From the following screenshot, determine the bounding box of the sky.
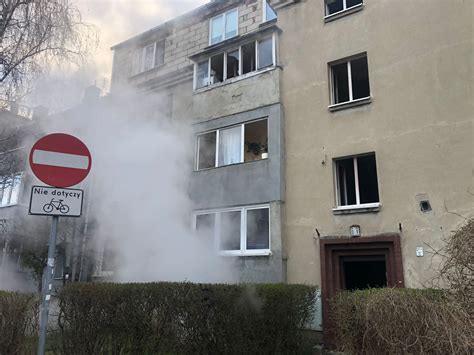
[30,0,208,110]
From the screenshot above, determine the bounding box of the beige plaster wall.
[278,0,473,287]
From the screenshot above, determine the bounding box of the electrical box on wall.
[416,246,424,257]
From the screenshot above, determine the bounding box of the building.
[108,0,473,333]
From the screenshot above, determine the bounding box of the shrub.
[0,291,38,355]
[331,288,473,354]
[58,282,317,354]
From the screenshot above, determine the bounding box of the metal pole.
[37,215,59,355]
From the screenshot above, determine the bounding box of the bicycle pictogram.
[43,199,70,214]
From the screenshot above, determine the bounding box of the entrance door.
[320,234,404,346]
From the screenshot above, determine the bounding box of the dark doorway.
[341,256,387,290]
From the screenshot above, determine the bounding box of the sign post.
[29,133,91,355]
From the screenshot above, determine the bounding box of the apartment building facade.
[107,0,472,331]
[109,0,293,282]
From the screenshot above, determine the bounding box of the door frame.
[320,233,404,346]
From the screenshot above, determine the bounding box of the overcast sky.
[30,0,208,109]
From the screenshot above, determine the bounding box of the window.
[330,54,370,107]
[263,0,277,22]
[132,41,165,75]
[334,153,379,209]
[194,35,276,89]
[210,8,238,45]
[196,119,268,170]
[194,205,270,255]
[325,0,363,17]
[0,173,22,207]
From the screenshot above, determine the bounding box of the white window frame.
[193,204,271,256]
[333,154,380,211]
[194,33,277,91]
[209,8,239,45]
[0,172,22,208]
[324,0,364,19]
[262,0,277,23]
[329,54,371,109]
[133,41,165,75]
[195,118,269,171]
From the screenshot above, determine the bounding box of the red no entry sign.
[29,133,92,188]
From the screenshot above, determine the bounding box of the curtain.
[218,126,241,166]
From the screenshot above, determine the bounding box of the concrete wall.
[278,0,473,287]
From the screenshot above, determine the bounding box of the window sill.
[328,96,372,112]
[129,63,165,80]
[194,156,269,172]
[324,3,364,23]
[194,66,277,94]
[332,203,381,215]
[219,249,272,257]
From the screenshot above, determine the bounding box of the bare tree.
[0,0,97,101]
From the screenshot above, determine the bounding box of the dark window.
[244,119,268,161]
[331,54,370,104]
[342,256,387,290]
[227,50,240,79]
[220,211,241,251]
[336,157,356,206]
[242,42,256,74]
[351,56,370,100]
[357,154,379,204]
[326,0,362,16]
[197,132,216,170]
[210,53,224,83]
[247,208,269,249]
[335,153,379,206]
[332,62,349,104]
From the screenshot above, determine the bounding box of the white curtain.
[218,126,241,166]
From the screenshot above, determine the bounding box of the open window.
[210,8,238,45]
[196,119,268,170]
[194,35,276,90]
[244,119,268,161]
[330,54,370,107]
[325,0,363,17]
[334,153,379,209]
[193,205,270,256]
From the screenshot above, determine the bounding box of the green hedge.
[331,288,473,354]
[58,282,317,354]
[0,291,38,355]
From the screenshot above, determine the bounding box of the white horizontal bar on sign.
[32,150,89,170]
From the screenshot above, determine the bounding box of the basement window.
[196,118,268,170]
[193,35,276,90]
[193,205,271,256]
[132,41,165,75]
[325,0,363,17]
[329,54,371,109]
[334,153,380,210]
[210,8,238,45]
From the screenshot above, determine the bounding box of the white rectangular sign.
[29,186,83,217]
